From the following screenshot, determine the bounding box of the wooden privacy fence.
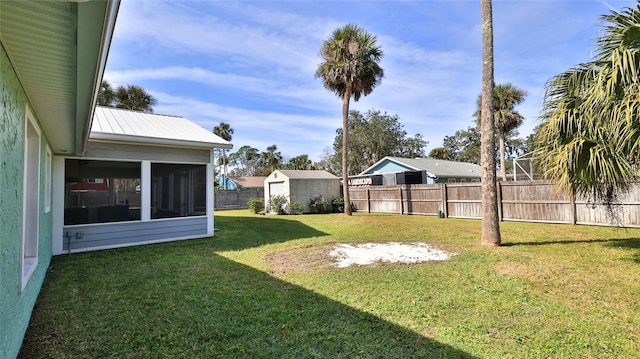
[349,180,640,228]
[214,188,264,210]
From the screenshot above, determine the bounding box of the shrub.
[331,197,345,213]
[247,197,264,214]
[309,195,330,213]
[288,202,305,215]
[268,195,289,215]
[331,197,356,213]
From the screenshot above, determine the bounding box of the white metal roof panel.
[91,107,232,149]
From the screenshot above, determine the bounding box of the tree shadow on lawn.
[610,238,640,263]
[20,252,477,359]
[504,237,640,263]
[211,215,330,251]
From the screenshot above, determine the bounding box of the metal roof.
[361,156,482,179]
[272,170,338,180]
[91,106,232,149]
[0,0,120,155]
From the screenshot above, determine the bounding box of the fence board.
[348,181,640,228]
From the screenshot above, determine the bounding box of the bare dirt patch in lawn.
[266,243,337,275]
[266,242,458,274]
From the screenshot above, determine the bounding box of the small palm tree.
[213,122,234,189]
[260,145,283,173]
[536,4,640,204]
[316,24,384,215]
[98,80,115,107]
[115,85,157,112]
[475,83,527,181]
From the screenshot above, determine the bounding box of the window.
[22,108,40,290]
[44,147,51,213]
[151,163,206,219]
[64,159,141,225]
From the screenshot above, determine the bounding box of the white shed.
[264,170,340,213]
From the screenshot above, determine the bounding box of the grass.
[20,210,640,358]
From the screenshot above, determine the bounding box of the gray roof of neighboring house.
[91,106,232,149]
[362,156,482,179]
[229,176,267,188]
[272,170,339,180]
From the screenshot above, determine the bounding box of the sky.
[104,0,636,162]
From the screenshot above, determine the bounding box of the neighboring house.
[58,106,231,254]
[1,1,119,358]
[217,175,265,190]
[217,175,238,189]
[264,170,340,213]
[353,156,482,186]
[229,176,267,189]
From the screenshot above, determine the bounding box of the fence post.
[497,181,503,221]
[441,183,448,218]
[399,187,404,215]
[366,188,371,213]
[569,191,577,225]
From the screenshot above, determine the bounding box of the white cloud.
[105,0,638,161]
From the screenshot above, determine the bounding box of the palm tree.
[316,24,384,215]
[536,4,640,205]
[98,80,115,107]
[260,145,283,173]
[480,0,501,246]
[213,122,234,189]
[475,83,527,181]
[114,85,157,112]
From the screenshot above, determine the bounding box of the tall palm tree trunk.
[498,131,507,181]
[342,86,353,216]
[480,0,501,245]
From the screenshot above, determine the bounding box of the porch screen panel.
[64,159,141,225]
[151,163,206,219]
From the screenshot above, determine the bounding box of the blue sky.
[104,0,635,162]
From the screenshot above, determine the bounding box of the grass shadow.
[501,239,614,247]
[211,215,330,251]
[20,247,477,358]
[609,238,640,263]
[503,236,640,263]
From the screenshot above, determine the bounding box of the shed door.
[269,181,286,197]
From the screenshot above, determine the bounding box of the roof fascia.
[75,0,120,155]
[90,133,233,150]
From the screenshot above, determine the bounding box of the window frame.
[44,146,52,213]
[21,106,40,291]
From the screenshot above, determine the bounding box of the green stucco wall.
[1,42,53,359]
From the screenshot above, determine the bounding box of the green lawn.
[20,211,640,358]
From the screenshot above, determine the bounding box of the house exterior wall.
[86,141,211,162]
[63,217,208,252]
[1,44,53,359]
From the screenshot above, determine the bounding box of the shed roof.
[361,156,481,179]
[90,106,232,149]
[273,170,338,180]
